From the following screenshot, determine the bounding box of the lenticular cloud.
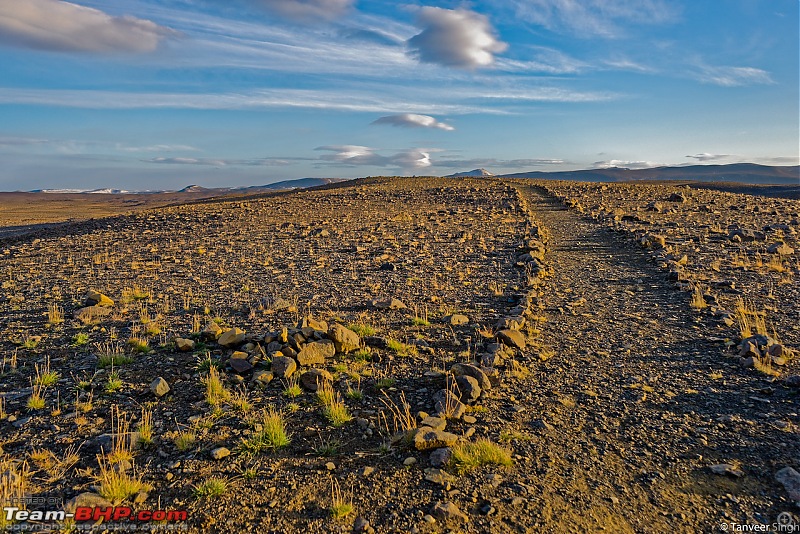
[407,7,507,69]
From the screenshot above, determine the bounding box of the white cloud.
[592,159,662,169]
[685,153,732,162]
[0,86,614,113]
[315,145,431,169]
[692,65,774,87]
[0,0,176,53]
[511,0,676,38]
[372,114,454,131]
[118,144,198,153]
[407,8,507,69]
[148,156,300,166]
[434,158,564,169]
[251,0,353,22]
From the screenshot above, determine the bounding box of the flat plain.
[0,177,798,533]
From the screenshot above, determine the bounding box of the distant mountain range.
[32,177,350,194]
[495,163,799,185]
[445,168,495,178]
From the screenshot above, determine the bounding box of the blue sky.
[0,0,797,190]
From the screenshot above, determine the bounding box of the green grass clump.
[98,354,134,369]
[174,430,197,451]
[449,439,512,474]
[193,477,228,498]
[72,333,90,347]
[104,372,123,393]
[240,409,290,454]
[375,377,396,389]
[347,323,375,337]
[386,339,416,356]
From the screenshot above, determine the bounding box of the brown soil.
[0,177,797,533]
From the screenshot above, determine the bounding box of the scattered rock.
[174,337,195,352]
[429,448,452,467]
[496,329,526,350]
[710,464,744,477]
[431,502,468,524]
[372,298,407,310]
[413,427,459,451]
[447,314,469,326]
[328,324,360,353]
[271,356,297,378]
[64,492,113,515]
[150,377,170,397]
[218,327,245,347]
[85,290,114,307]
[450,363,492,391]
[775,467,800,500]
[210,447,230,460]
[300,369,333,391]
[73,306,112,323]
[296,339,335,365]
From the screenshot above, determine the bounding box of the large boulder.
[296,340,335,365]
[85,290,114,307]
[271,356,297,378]
[497,329,526,350]
[328,324,360,353]
[218,327,245,347]
[300,368,333,391]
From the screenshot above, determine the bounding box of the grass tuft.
[449,439,512,474]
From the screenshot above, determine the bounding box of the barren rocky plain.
[0,177,798,533]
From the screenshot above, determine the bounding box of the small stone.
[420,416,447,431]
[300,368,333,391]
[253,370,273,385]
[359,466,375,477]
[455,375,481,404]
[424,468,455,486]
[450,363,492,390]
[174,337,195,352]
[202,321,223,340]
[403,457,417,466]
[710,464,744,477]
[462,415,477,424]
[150,377,170,397]
[228,358,253,374]
[353,516,372,533]
[271,356,297,378]
[210,447,230,460]
[325,462,336,471]
[431,502,467,524]
[429,448,452,467]
[413,427,459,451]
[64,493,113,515]
[447,314,469,326]
[372,298,407,310]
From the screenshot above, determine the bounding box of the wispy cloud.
[407,7,507,69]
[685,153,732,162]
[147,156,304,166]
[0,0,177,53]
[249,0,354,22]
[0,85,613,112]
[372,114,454,131]
[0,136,49,147]
[315,145,431,169]
[118,143,198,153]
[510,0,677,38]
[593,159,663,169]
[692,64,774,87]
